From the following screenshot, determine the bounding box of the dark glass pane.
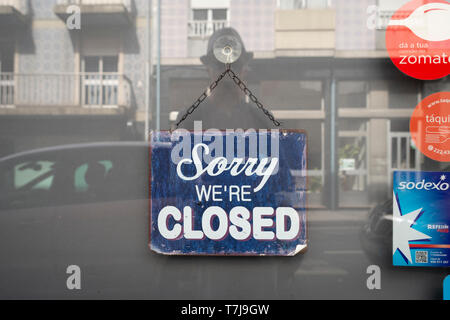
[388,79,419,109]
[84,56,100,72]
[193,9,208,20]
[338,81,367,109]
[0,44,14,72]
[103,56,118,72]
[212,9,227,20]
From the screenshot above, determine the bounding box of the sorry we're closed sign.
[150,130,307,256]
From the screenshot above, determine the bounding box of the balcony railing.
[0,0,28,15]
[0,73,131,110]
[56,0,132,12]
[188,20,230,38]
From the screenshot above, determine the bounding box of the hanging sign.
[150,129,307,256]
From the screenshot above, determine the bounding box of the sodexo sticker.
[393,171,450,267]
[386,0,450,80]
[149,129,307,256]
[410,92,450,162]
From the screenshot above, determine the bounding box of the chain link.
[174,69,228,129]
[174,64,281,130]
[226,68,281,127]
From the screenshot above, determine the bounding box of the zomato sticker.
[385,0,450,80]
[410,92,450,162]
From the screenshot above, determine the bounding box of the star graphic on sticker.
[393,192,431,263]
[440,174,446,181]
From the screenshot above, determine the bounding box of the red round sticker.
[386,0,450,80]
[410,92,450,162]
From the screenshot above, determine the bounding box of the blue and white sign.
[393,171,450,267]
[150,129,307,256]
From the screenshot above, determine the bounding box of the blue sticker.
[444,275,450,300]
[393,171,450,267]
[150,130,307,256]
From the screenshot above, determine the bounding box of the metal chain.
[226,67,281,127]
[174,69,228,129]
[174,64,281,130]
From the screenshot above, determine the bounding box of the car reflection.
[0,142,150,210]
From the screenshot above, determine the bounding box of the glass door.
[0,44,14,106]
[338,119,369,207]
[82,55,119,108]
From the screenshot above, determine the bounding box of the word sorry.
[177,143,278,192]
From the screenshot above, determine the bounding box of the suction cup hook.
[213,35,242,64]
